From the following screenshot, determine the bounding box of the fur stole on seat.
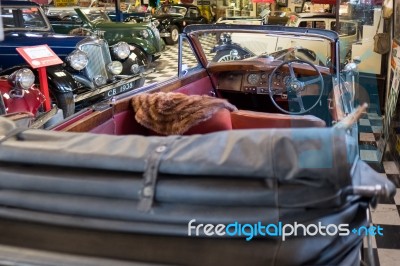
[131,92,237,135]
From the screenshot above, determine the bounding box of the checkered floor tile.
[368,151,400,266]
[144,42,399,265]
[144,45,178,84]
[359,105,384,163]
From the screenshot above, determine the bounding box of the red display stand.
[16,45,63,111]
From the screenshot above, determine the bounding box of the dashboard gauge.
[283,75,292,86]
[261,73,268,80]
[247,73,260,85]
[272,72,282,82]
[271,72,281,86]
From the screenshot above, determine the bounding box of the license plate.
[104,81,135,98]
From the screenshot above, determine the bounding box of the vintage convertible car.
[0,24,395,265]
[54,24,359,134]
[47,8,165,65]
[0,0,146,118]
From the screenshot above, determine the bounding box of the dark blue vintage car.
[0,0,146,117]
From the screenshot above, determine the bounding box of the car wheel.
[51,91,75,118]
[165,25,179,45]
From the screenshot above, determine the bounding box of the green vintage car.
[47,8,165,66]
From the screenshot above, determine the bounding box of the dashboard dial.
[247,73,260,85]
[283,75,292,86]
[261,73,268,80]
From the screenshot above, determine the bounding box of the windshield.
[269,11,287,17]
[1,6,50,30]
[155,6,187,16]
[82,10,111,22]
[198,31,332,67]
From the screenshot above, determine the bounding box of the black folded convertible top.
[1,117,355,184]
[0,117,395,265]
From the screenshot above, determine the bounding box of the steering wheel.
[268,59,324,115]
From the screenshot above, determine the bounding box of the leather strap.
[137,139,171,212]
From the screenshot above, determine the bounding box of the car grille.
[78,38,112,86]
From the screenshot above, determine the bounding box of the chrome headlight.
[107,61,123,75]
[140,30,149,38]
[8,68,35,90]
[112,42,130,60]
[66,50,88,71]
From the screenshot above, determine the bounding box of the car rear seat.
[230,110,326,129]
[132,108,325,136]
[130,93,326,136]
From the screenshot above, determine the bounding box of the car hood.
[2,31,85,57]
[94,21,150,30]
[154,14,183,20]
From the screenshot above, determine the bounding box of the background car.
[286,13,359,63]
[107,2,151,23]
[47,8,165,65]
[152,4,209,45]
[0,0,145,117]
[216,10,289,26]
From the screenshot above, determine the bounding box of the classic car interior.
[52,28,345,136]
[1,24,393,266]
[53,59,339,135]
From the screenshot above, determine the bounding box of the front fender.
[0,65,76,94]
[47,66,76,94]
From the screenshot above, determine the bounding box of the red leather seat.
[182,109,325,135]
[144,110,325,135]
[133,109,325,136]
[230,110,326,129]
[183,109,233,135]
